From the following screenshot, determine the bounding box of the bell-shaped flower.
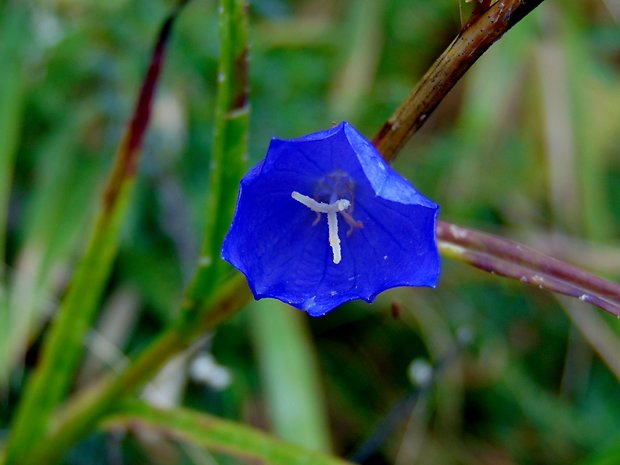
[221,122,440,316]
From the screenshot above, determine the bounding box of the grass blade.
[102,400,351,465]
[184,0,249,310]
[12,274,252,465]
[6,3,250,460]
[4,6,184,462]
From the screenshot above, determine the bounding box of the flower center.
[291,192,350,264]
[292,171,364,265]
[314,170,354,202]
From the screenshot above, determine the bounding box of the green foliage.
[2,1,620,465]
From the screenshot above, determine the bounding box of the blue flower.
[221,122,440,316]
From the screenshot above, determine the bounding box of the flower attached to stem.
[222,122,440,316]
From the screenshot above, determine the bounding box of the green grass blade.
[3,7,184,463]
[2,113,101,386]
[184,0,249,310]
[251,300,332,452]
[11,274,252,465]
[102,401,351,465]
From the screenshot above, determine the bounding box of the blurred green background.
[2,0,620,464]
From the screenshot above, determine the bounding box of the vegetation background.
[2,0,620,464]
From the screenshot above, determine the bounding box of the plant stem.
[437,221,620,317]
[369,0,620,317]
[14,274,251,465]
[373,0,545,161]
[185,0,249,306]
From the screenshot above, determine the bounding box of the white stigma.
[291,191,350,264]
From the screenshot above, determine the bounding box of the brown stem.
[437,221,620,317]
[373,0,545,161]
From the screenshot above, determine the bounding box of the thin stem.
[437,221,620,317]
[186,0,249,305]
[373,0,545,161]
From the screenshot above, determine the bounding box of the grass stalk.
[102,400,352,465]
[251,300,332,452]
[13,274,251,465]
[184,0,249,308]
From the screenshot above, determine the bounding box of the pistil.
[291,191,350,264]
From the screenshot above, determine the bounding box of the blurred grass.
[250,300,332,453]
[0,3,28,275]
[2,1,620,464]
[102,400,350,465]
[4,2,183,462]
[0,1,30,386]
